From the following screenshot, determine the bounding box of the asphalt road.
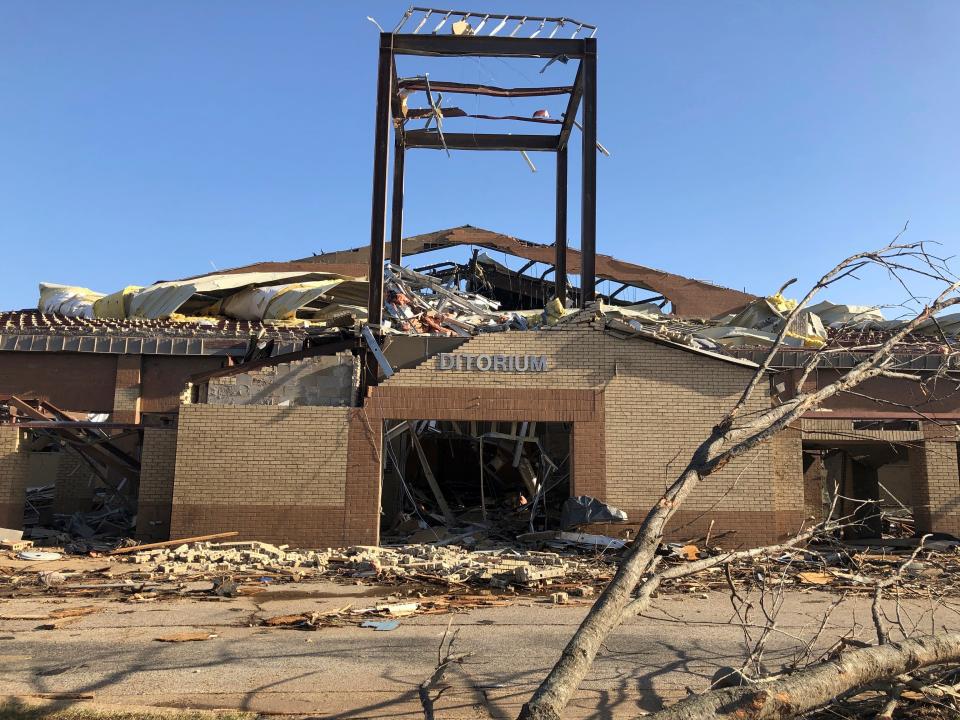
[2,581,958,719]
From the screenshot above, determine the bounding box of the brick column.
[135,427,178,541]
[571,390,605,498]
[771,426,806,538]
[0,426,30,530]
[113,354,142,424]
[913,422,960,536]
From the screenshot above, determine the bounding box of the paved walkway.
[2,582,957,719]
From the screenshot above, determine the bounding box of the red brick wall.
[0,353,117,413]
[141,356,226,414]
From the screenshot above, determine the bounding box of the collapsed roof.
[18,224,960,355]
[275,226,758,319]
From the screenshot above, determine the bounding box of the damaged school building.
[2,9,959,552]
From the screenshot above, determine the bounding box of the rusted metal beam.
[367,35,393,329]
[366,35,394,389]
[13,422,141,430]
[555,145,568,305]
[558,63,584,150]
[579,37,597,307]
[390,135,405,266]
[404,131,558,151]
[398,79,573,97]
[403,107,562,124]
[391,34,586,59]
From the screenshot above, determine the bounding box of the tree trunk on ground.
[645,633,960,720]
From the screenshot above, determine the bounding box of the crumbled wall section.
[372,319,802,547]
[136,427,179,541]
[0,426,29,529]
[206,352,358,407]
[168,404,369,547]
[913,422,960,536]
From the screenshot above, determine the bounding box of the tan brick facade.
[163,321,806,548]
[914,422,960,536]
[168,404,366,546]
[136,427,179,540]
[367,320,804,547]
[0,426,29,529]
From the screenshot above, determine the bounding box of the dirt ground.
[3,575,959,720]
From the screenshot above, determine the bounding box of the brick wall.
[370,319,803,547]
[913,422,960,535]
[168,404,367,547]
[166,320,806,548]
[136,427,179,541]
[0,426,29,529]
[113,355,142,423]
[0,352,117,414]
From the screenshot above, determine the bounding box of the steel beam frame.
[366,31,599,379]
[579,38,597,306]
[555,145,568,306]
[390,134,405,266]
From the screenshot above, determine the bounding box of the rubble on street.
[5,533,960,616]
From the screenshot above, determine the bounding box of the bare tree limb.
[517,239,960,720]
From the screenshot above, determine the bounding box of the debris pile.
[127,541,613,591]
[381,421,609,544]
[383,265,529,336]
[22,485,54,527]
[653,537,960,597]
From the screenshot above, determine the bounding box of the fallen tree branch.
[645,633,960,720]
[517,238,959,720]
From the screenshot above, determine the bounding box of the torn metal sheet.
[127,271,359,320]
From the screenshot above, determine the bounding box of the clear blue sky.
[2,2,958,312]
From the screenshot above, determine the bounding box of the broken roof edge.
[287,225,757,319]
[186,334,360,385]
[593,315,760,370]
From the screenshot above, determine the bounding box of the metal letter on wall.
[436,354,549,372]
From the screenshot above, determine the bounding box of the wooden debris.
[797,571,834,585]
[109,532,239,555]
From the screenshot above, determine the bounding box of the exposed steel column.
[554,146,568,306]
[389,136,405,267]
[366,33,393,328]
[579,37,597,307]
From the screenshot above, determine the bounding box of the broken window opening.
[803,442,915,541]
[380,419,572,544]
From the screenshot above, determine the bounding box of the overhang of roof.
[283,225,755,319]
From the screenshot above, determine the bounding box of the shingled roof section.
[285,225,756,319]
[0,311,310,356]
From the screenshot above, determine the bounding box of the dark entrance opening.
[803,442,913,540]
[380,420,572,543]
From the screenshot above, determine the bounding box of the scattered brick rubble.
[128,540,614,590]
